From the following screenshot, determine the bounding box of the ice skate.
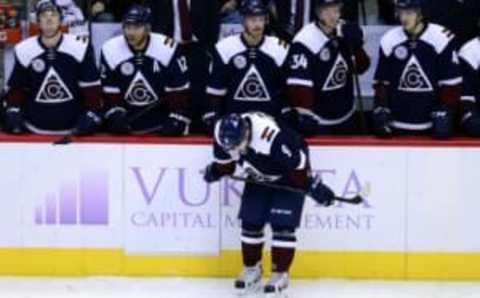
[264,272,289,298]
[234,263,262,296]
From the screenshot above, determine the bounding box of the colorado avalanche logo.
[35,68,74,103]
[322,54,349,91]
[124,71,159,106]
[233,65,271,102]
[398,55,433,92]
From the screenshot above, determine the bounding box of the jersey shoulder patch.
[14,36,44,68]
[293,23,329,54]
[243,112,280,155]
[215,34,246,64]
[380,26,408,57]
[101,35,134,70]
[259,36,289,67]
[57,33,89,63]
[145,33,178,67]
[419,23,454,54]
[459,38,480,70]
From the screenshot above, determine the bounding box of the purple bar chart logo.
[34,171,109,226]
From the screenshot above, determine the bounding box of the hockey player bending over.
[203,0,289,135]
[203,112,335,296]
[458,35,480,137]
[5,0,103,135]
[372,0,462,139]
[100,4,191,135]
[285,0,370,136]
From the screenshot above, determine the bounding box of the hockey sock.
[240,224,265,267]
[271,228,297,272]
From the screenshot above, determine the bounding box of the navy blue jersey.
[459,37,480,108]
[207,35,289,118]
[6,34,100,133]
[374,23,462,130]
[214,112,308,182]
[286,22,364,125]
[100,33,190,133]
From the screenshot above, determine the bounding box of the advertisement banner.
[407,148,480,252]
[0,143,123,248]
[123,145,221,255]
[219,147,408,251]
[299,147,407,251]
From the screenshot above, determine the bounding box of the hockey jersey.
[207,34,289,118]
[374,23,462,130]
[100,33,190,133]
[459,37,480,107]
[6,34,100,134]
[286,22,365,126]
[214,112,308,183]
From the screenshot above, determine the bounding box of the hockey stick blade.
[53,134,74,145]
[334,195,364,205]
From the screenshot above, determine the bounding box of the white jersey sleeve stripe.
[207,86,228,96]
[438,77,462,86]
[286,78,314,87]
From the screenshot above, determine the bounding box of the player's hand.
[431,108,453,139]
[159,113,189,136]
[106,108,131,134]
[337,22,363,50]
[307,176,335,207]
[203,163,223,183]
[4,107,25,134]
[372,106,393,138]
[297,113,320,137]
[462,103,480,137]
[75,110,102,136]
[202,112,218,136]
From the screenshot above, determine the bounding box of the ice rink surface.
[1,277,480,298]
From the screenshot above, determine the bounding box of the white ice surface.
[1,277,480,298]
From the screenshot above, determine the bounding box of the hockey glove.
[462,103,480,137]
[307,176,335,207]
[202,112,218,136]
[105,107,131,134]
[160,113,190,136]
[432,108,453,139]
[75,110,102,136]
[203,163,224,183]
[4,107,25,134]
[297,112,320,137]
[337,22,363,50]
[372,107,392,138]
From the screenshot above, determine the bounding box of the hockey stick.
[53,99,165,145]
[359,0,367,25]
[229,175,364,205]
[345,44,368,135]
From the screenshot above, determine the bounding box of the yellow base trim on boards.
[1,248,480,280]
